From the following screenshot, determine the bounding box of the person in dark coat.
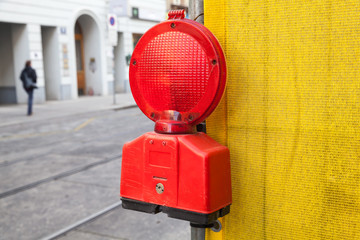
[20,60,37,116]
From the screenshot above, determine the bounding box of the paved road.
[0,98,190,240]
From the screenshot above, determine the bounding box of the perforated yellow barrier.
[205,1,360,239]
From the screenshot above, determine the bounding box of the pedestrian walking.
[20,60,37,116]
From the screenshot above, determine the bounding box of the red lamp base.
[120,132,232,224]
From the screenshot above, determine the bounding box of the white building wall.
[0,0,109,103]
[0,0,168,103]
[12,24,30,104]
[110,0,166,93]
[28,24,46,103]
[128,0,167,21]
[42,27,62,100]
[0,1,107,25]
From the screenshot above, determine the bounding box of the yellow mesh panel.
[205,1,360,239]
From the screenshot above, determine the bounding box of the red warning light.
[130,12,226,133]
[121,10,231,227]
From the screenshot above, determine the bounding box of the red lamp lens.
[138,31,210,113]
[130,19,226,130]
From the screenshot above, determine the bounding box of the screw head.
[171,23,176,28]
[156,183,164,194]
[149,140,154,144]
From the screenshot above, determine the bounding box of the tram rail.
[0,154,122,199]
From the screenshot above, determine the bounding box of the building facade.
[0,0,166,104]
[167,0,189,13]
[110,0,167,93]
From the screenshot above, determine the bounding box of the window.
[132,7,139,19]
[132,33,143,48]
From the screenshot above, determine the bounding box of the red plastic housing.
[120,132,232,214]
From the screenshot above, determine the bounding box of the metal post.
[189,1,205,239]
[191,226,205,240]
[112,47,117,105]
[113,80,116,105]
[189,0,204,24]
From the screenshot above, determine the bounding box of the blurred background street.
[0,94,190,240]
[0,0,191,239]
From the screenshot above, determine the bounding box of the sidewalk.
[0,93,137,127]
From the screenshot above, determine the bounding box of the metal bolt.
[149,140,154,144]
[212,59,217,65]
[133,60,137,65]
[211,220,222,232]
[171,23,176,28]
[156,183,164,194]
[162,141,166,146]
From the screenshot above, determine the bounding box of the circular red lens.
[130,19,226,129]
[138,31,210,113]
